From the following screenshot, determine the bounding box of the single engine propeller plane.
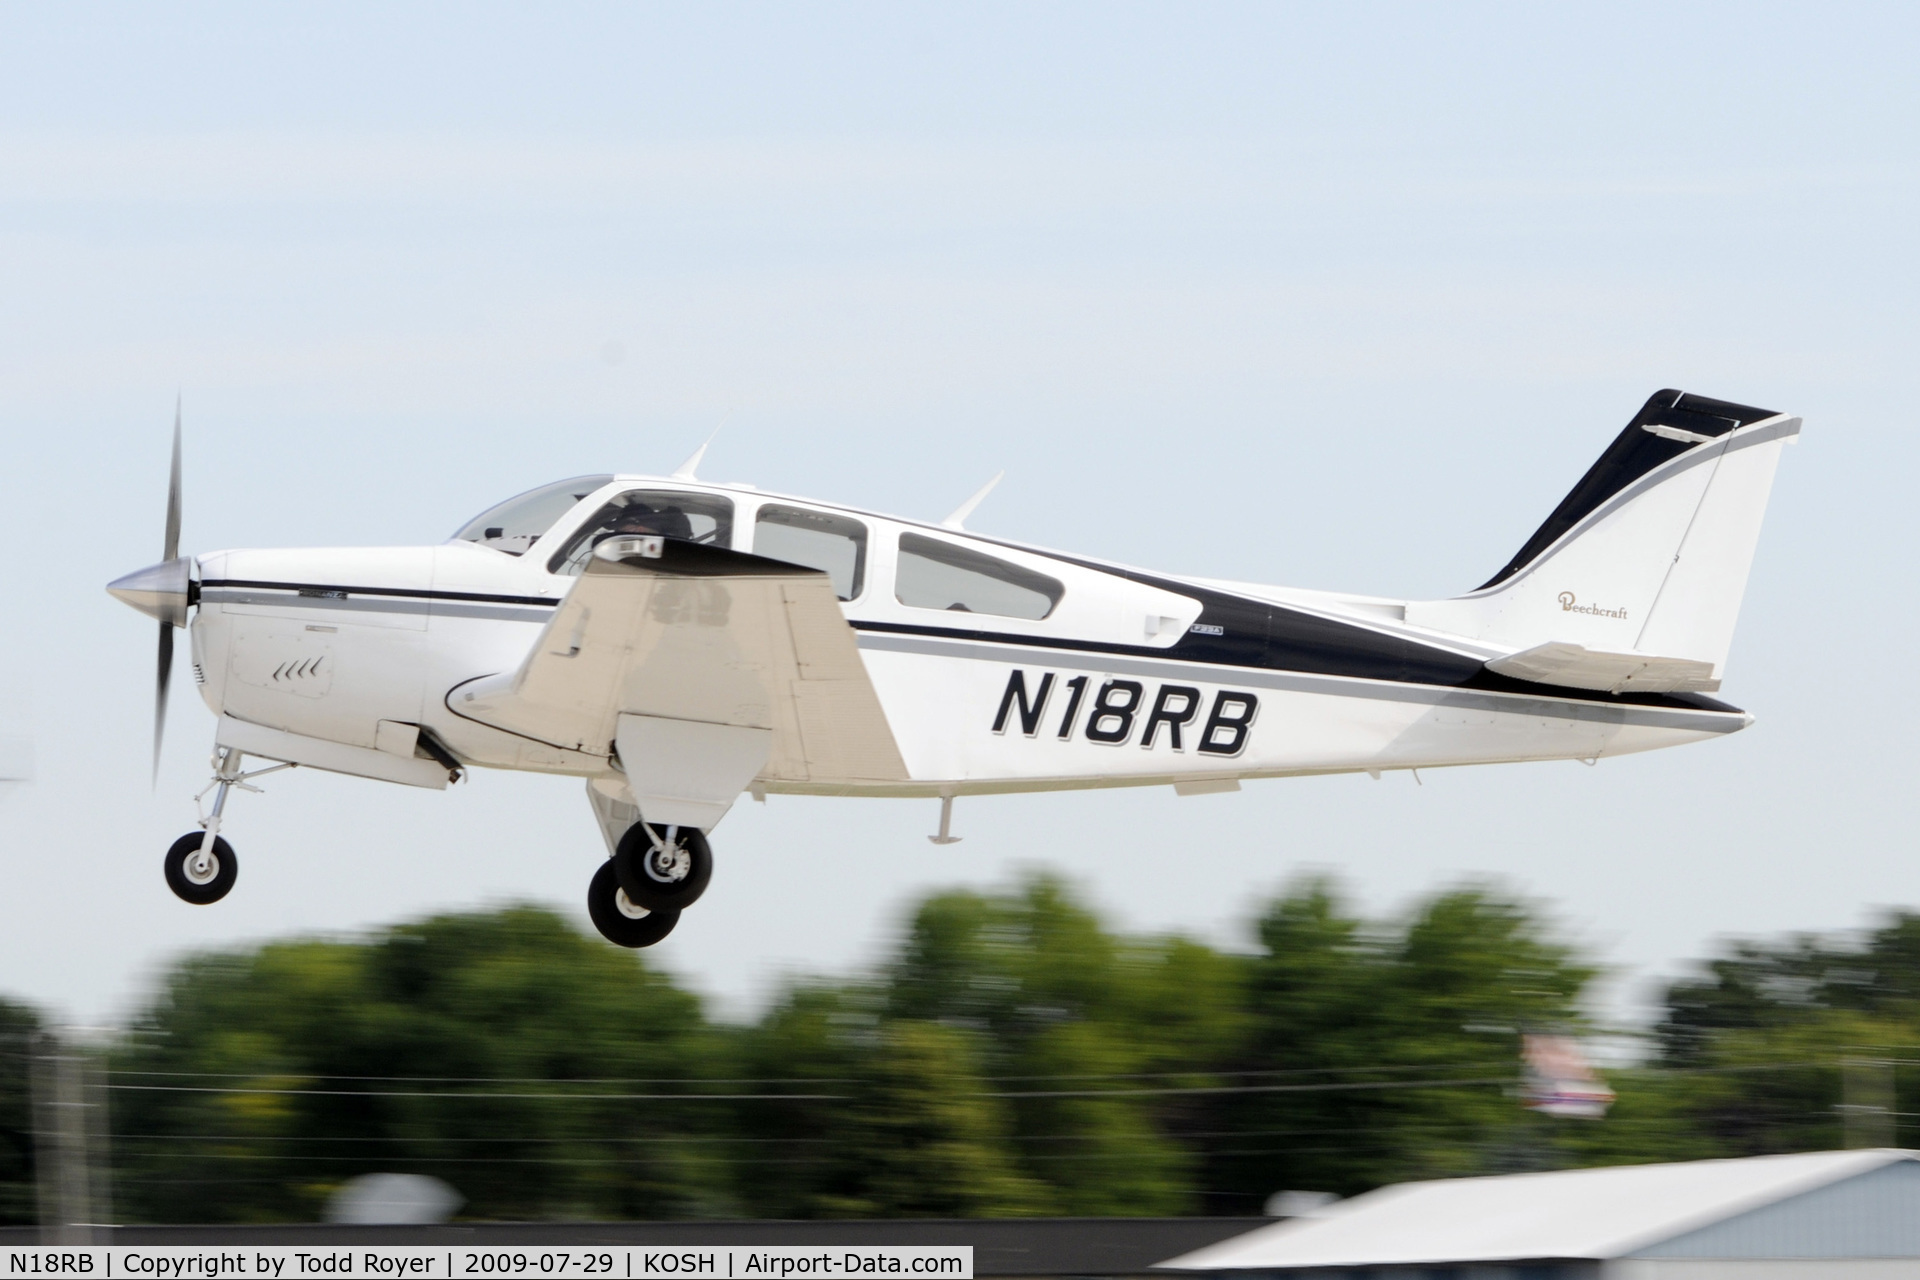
[109,390,1799,946]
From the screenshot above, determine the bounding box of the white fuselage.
[187,477,1747,801]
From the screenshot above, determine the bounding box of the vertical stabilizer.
[1406,390,1798,690]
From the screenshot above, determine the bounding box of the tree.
[1202,878,1596,1205]
[92,873,1828,1223]
[113,906,724,1223]
[0,998,40,1225]
[811,1021,1052,1217]
[882,874,1240,1214]
[1644,911,1920,1156]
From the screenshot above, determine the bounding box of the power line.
[102,1061,1522,1086]
[105,1083,841,1100]
[986,1076,1514,1099]
[109,1070,855,1086]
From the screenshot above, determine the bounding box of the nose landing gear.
[162,745,293,905]
[164,832,236,904]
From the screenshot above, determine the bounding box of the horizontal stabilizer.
[1485,642,1720,694]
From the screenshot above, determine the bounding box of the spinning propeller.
[106,402,194,784]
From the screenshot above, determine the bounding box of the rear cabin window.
[754,505,867,601]
[454,475,612,556]
[895,533,1064,620]
[547,490,735,576]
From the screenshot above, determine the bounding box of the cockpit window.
[454,475,613,556]
[896,532,1064,619]
[547,489,735,576]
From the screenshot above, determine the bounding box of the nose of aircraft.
[107,557,193,627]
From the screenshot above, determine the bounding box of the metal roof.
[1156,1149,1919,1270]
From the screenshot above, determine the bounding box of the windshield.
[453,475,613,555]
[547,489,735,576]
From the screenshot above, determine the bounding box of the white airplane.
[108,390,1798,947]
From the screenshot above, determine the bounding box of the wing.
[450,539,907,827]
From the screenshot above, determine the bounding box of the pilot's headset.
[612,501,694,541]
[652,506,695,540]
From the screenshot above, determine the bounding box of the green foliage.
[0,998,41,1225]
[810,1020,1052,1218]
[878,875,1237,1214]
[8,874,1907,1225]
[1658,911,1920,1063]
[113,906,724,1223]
[1641,911,1920,1158]
[1201,877,1595,1202]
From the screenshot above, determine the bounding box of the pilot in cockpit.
[602,500,694,543]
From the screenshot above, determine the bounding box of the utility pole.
[1840,1055,1895,1149]
[31,1031,110,1244]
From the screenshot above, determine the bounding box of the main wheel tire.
[164,832,238,905]
[614,822,712,912]
[587,860,680,948]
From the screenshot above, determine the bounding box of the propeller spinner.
[105,402,193,783]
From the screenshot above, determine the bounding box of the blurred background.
[3,0,1919,1223]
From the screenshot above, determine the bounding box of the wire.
[105,1072,1519,1102]
[985,1076,1514,1099]
[100,1062,1517,1088]
[105,1083,842,1100]
[109,1070,855,1086]
[112,1132,836,1145]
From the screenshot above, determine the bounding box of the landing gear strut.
[162,746,292,905]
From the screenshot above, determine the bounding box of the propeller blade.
[155,400,182,785]
[163,397,182,563]
[154,620,173,787]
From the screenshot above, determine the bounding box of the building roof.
[1157,1149,1919,1270]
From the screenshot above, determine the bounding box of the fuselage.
[187,475,1749,799]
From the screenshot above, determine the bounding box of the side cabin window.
[895,532,1064,620]
[754,505,867,601]
[547,489,735,576]
[453,475,613,556]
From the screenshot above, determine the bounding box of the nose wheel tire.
[614,822,712,912]
[588,860,680,947]
[164,832,237,905]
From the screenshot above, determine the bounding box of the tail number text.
[991,669,1257,756]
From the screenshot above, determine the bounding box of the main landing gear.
[162,745,292,906]
[586,822,713,948]
[586,862,680,948]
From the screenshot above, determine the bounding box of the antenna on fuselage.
[672,419,727,481]
[941,470,1005,531]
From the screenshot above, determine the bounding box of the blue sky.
[2,2,1916,1029]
